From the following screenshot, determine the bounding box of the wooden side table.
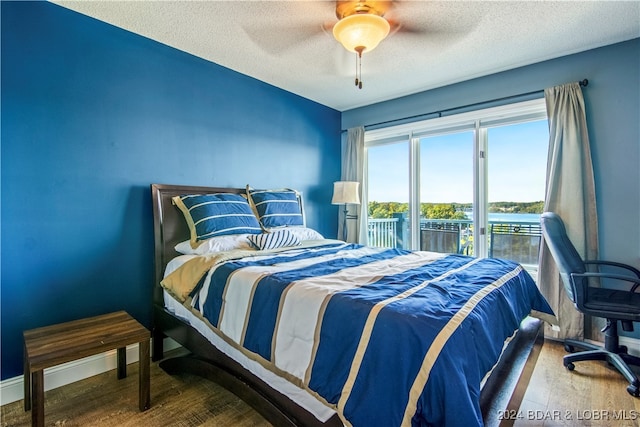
[23,311,150,427]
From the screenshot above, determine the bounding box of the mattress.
[161,241,554,426]
[163,255,337,422]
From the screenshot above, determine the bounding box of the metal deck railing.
[367,217,541,267]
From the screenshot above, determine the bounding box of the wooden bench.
[23,311,150,427]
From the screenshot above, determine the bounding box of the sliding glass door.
[364,99,549,271]
[367,139,411,249]
[419,131,474,255]
[485,120,548,270]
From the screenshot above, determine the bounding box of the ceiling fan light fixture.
[332,13,390,53]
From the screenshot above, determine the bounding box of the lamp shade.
[332,13,390,53]
[332,181,361,205]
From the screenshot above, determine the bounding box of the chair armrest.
[572,271,640,293]
[583,260,640,279]
[570,272,640,310]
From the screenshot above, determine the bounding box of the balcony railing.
[367,216,541,267]
[367,218,398,249]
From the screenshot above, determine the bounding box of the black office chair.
[540,212,640,397]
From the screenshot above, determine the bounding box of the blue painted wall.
[343,38,640,339]
[1,1,341,379]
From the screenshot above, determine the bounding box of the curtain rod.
[342,79,588,132]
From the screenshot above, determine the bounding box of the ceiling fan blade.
[384,0,479,39]
[319,46,354,77]
[388,19,428,36]
[242,23,326,55]
[241,0,337,56]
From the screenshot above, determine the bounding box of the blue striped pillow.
[173,193,262,248]
[247,187,305,230]
[247,229,301,250]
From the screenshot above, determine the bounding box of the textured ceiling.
[52,1,640,111]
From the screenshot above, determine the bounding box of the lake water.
[467,212,541,223]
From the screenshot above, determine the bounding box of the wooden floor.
[513,340,640,427]
[2,340,638,427]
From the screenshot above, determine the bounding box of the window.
[365,99,548,272]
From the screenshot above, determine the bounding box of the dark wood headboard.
[150,184,245,304]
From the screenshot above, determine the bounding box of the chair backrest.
[540,212,586,303]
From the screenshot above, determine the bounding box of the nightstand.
[23,311,150,427]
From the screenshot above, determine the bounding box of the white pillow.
[285,227,324,241]
[175,233,254,255]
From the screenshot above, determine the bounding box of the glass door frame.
[365,98,548,254]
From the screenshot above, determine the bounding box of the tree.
[368,201,408,218]
[422,203,467,219]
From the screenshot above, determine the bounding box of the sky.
[367,119,549,204]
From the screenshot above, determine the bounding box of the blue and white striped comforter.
[177,242,553,427]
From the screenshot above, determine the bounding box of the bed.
[150,183,555,427]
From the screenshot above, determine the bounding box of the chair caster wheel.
[564,344,574,353]
[618,345,628,354]
[566,362,575,371]
[628,385,639,397]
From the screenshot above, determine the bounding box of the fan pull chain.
[354,52,358,87]
[355,47,364,89]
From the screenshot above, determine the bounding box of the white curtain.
[340,126,366,243]
[538,82,599,340]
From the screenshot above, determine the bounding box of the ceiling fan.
[331,1,424,89]
[242,1,428,88]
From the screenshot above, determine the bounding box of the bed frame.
[150,183,544,427]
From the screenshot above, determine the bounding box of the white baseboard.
[580,336,640,358]
[2,335,638,407]
[0,338,181,406]
[619,336,640,357]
